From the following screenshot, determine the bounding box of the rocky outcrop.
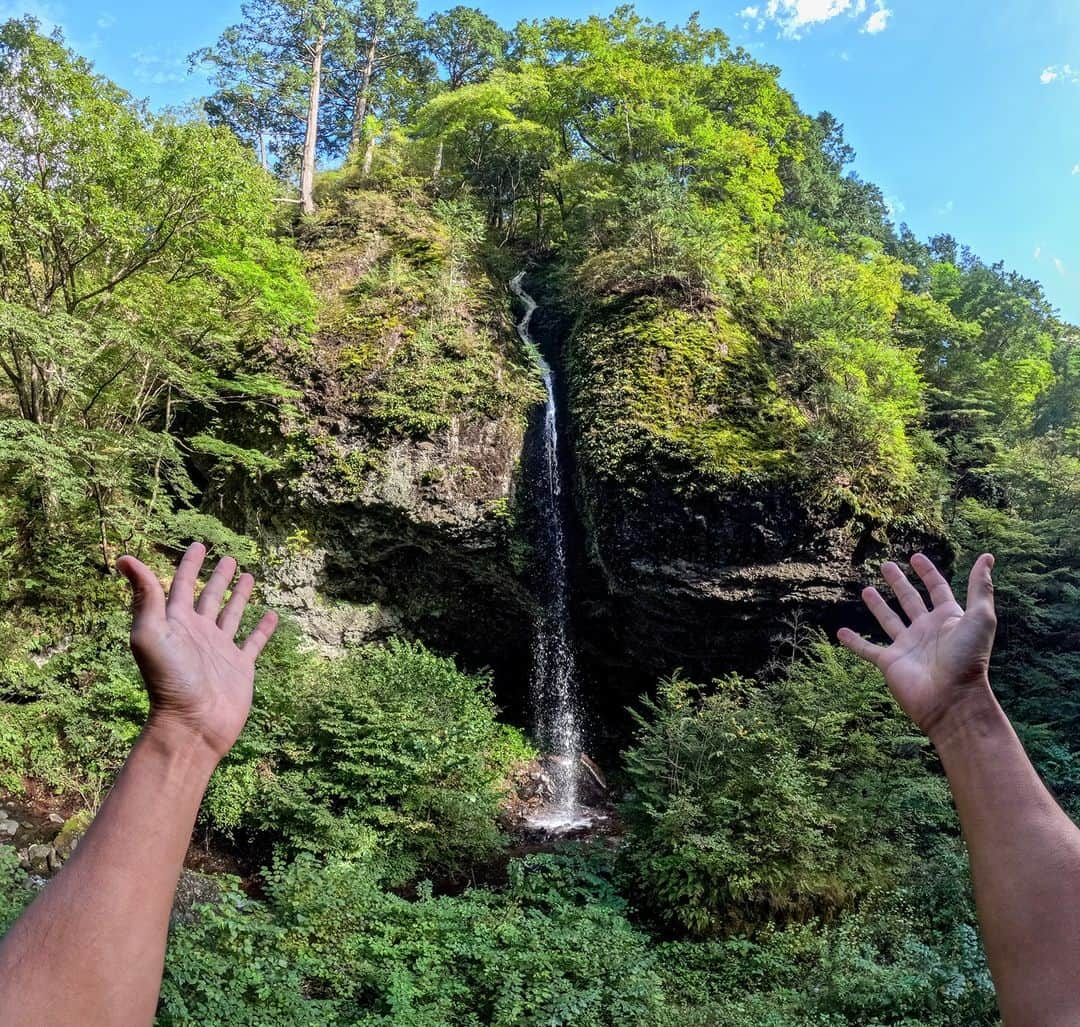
[215,184,544,698]
[528,285,948,707]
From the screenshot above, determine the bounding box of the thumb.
[116,555,166,627]
[966,552,996,619]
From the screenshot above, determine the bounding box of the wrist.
[926,679,1005,752]
[140,715,223,777]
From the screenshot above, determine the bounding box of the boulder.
[170,869,222,926]
[25,844,53,873]
[53,810,93,861]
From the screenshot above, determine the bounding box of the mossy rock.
[569,295,802,490]
[53,809,93,860]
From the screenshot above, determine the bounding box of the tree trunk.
[300,25,325,216]
[432,138,444,187]
[362,135,376,175]
[349,34,379,157]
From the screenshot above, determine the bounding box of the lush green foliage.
[4,7,1080,1026]
[158,851,667,1026]
[215,634,523,879]
[0,19,313,602]
[621,640,953,936]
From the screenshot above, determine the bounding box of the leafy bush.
[160,852,667,1027]
[211,633,528,881]
[621,639,954,936]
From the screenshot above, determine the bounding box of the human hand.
[837,552,998,740]
[116,543,279,761]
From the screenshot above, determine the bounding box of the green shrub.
[214,634,528,881]
[0,845,33,933]
[160,852,667,1027]
[621,639,954,936]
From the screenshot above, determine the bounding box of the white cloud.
[1034,246,1043,260]
[884,193,905,219]
[937,199,954,215]
[745,0,890,38]
[1041,64,1080,85]
[96,11,115,28]
[1073,164,1080,176]
[862,4,891,33]
[1054,257,1067,277]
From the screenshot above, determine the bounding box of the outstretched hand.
[838,552,997,738]
[116,543,278,761]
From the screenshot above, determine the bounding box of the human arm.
[0,543,278,1027]
[839,552,1080,1027]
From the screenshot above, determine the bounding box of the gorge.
[2,10,1079,1023]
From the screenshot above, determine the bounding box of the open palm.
[116,543,278,759]
[838,552,997,735]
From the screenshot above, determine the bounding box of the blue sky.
[10,0,1079,322]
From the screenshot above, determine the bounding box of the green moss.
[302,182,540,447]
[569,296,802,491]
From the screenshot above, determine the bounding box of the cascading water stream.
[510,271,588,830]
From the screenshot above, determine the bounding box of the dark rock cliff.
[226,183,545,701]
[529,280,947,717]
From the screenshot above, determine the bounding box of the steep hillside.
[241,175,544,684]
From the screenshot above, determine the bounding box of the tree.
[324,0,423,161]
[424,6,506,182]
[0,19,312,588]
[193,0,345,213]
[426,6,506,89]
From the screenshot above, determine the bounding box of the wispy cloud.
[739,0,893,38]
[0,0,64,33]
[1034,246,1043,260]
[96,11,115,29]
[1054,257,1068,277]
[130,48,187,86]
[937,199,954,215]
[1072,164,1080,176]
[1041,64,1080,85]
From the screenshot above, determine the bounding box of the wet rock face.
[573,477,942,701]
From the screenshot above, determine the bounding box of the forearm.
[934,683,1080,1027]
[0,722,217,1027]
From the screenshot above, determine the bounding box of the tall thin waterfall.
[510,271,582,820]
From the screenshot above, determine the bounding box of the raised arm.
[0,542,277,1027]
[839,553,1080,1027]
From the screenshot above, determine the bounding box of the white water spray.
[510,271,585,827]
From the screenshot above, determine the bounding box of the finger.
[116,556,166,628]
[966,552,996,618]
[837,627,887,669]
[217,573,255,637]
[881,561,928,621]
[196,556,239,618]
[910,552,956,609]
[861,586,905,640]
[168,542,207,612]
[241,610,279,659]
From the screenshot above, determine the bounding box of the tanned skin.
[0,543,277,1027]
[840,552,1080,1027]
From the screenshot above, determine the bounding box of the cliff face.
[247,181,543,691]
[551,288,945,704]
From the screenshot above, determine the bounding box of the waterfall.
[510,271,584,823]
